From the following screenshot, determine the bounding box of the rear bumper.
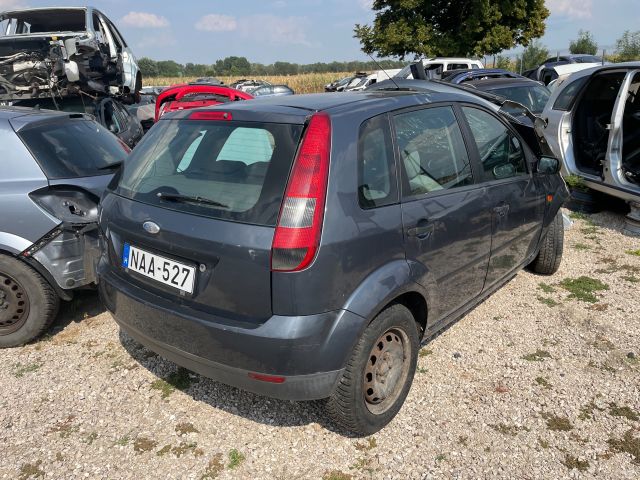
[99,269,366,401]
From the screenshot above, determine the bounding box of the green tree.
[156,60,183,77]
[495,55,516,72]
[138,57,159,77]
[214,56,251,76]
[516,40,549,72]
[569,30,598,55]
[615,30,640,61]
[354,0,549,58]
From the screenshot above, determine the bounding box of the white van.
[395,58,484,79]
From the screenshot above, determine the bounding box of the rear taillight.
[29,187,99,225]
[189,111,233,121]
[271,113,331,272]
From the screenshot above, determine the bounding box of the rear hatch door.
[102,111,306,322]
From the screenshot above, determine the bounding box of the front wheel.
[0,255,59,348]
[326,304,419,435]
[528,210,564,275]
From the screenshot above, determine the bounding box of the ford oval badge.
[143,221,160,234]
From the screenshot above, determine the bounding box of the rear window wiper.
[156,192,229,209]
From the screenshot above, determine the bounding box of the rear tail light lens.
[271,113,331,272]
[189,111,233,121]
[29,187,99,225]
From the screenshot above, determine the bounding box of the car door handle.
[493,204,510,217]
[407,224,434,239]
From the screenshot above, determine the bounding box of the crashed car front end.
[0,8,133,101]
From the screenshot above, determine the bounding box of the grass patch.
[608,403,639,422]
[490,423,528,436]
[562,454,589,472]
[419,349,433,358]
[608,430,640,464]
[522,350,552,362]
[84,432,98,445]
[176,422,199,435]
[134,437,158,454]
[573,243,591,251]
[172,442,202,458]
[537,296,559,307]
[48,415,77,438]
[156,444,172,457]
[625,249,640,257]
[538,438,550,449]
[115,435,130,447]
[560,276,609,303]
[579,401,604,421]
[538,282,556,293]
[568,210,589,221]
[355,437,377,451]
[201,453,224,479]
[323,471,353,480]
[542,413,573,431]
[535,377,552,389]
[416,366,428,374]
[12,362,41,378]
[228,448,245,469]
[151,367,198,399]
[622,275,640,283]
[18,460,44,480]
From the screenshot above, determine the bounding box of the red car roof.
[155,84,253,121]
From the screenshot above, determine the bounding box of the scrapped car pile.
[0,2,638,458]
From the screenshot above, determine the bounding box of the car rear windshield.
[488,85,550,114]
[18,118,128,179]
[114,119,304,226]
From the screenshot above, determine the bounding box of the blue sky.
[1,0,638,63]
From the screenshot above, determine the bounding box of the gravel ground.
[1,208,639,480]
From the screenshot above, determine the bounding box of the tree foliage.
[354,0,549,58]
[569,30,598,55]
[136,57,407,78]
[516,40,549,72]
[615,30,640,61]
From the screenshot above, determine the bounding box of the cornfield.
[144,72,353,94]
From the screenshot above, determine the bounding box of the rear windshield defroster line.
[114,119,304,227]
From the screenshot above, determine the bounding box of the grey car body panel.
[100,87,568,401]
[0,107,113,292]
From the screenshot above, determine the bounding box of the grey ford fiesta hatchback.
[98,86,568,435]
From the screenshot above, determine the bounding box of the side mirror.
[537,156,561,174]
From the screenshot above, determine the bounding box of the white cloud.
[547,0,593,20]
[358,0,373,10]
[240,15,311,46]
[0,0,27,10]
[195,14,237,32]
[120,11,169,28]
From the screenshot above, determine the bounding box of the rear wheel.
[0,255,59,348]
[326,304,419,435]
[528,210,564,275]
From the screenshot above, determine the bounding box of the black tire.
[326,304,419,436]
[565,187,600,214]
[528,210,564,275]
[0,255,59,348]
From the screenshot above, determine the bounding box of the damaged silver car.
[0,106,128,347]
[0,6,141,102]
[541,63,640,234]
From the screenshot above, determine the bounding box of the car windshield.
[115,118,304,226]
[18,118,127,179]
[487,85,551,114]
[0,9,86,35]
[574,56,602,63]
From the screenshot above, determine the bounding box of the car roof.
[164,82,499,124]
[465,78,543,90]
[0,106,74,121]
[0,6,90,16]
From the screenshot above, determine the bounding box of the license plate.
[122,243,196,294]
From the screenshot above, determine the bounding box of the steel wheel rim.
[363,327,411,415]
[0,272,30,336]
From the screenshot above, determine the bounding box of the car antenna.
[366,53,401,90]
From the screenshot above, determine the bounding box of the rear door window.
[358,114,397,208]
[393,106,473,197]
[17,118,127,179]
[116,119,303,226]
[462,107,527,181]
